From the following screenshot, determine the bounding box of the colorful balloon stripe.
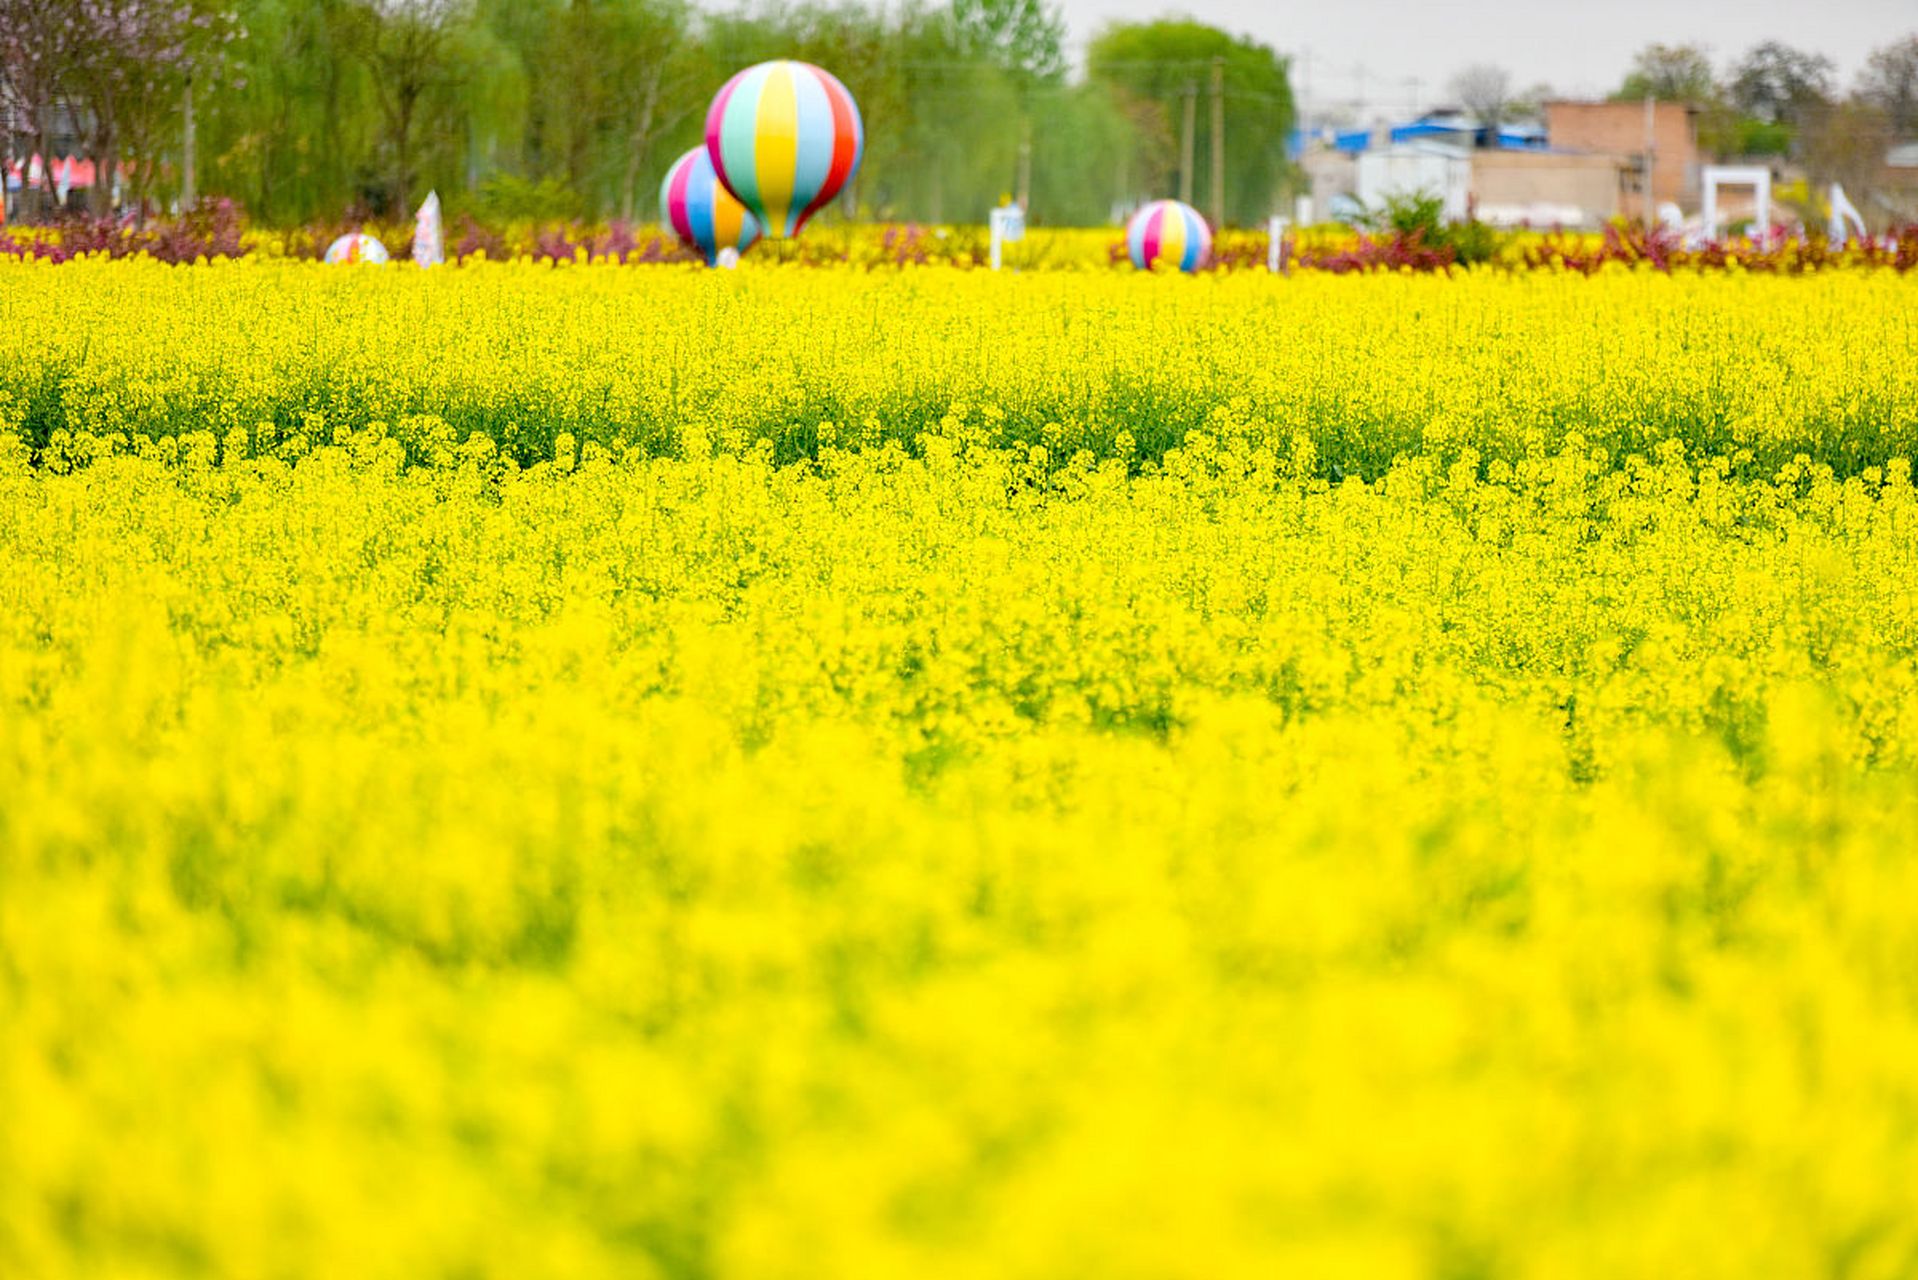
[706,60,863,239]
[1126,200,1212,274]
[797,67,863,230]
[661,146,760,267]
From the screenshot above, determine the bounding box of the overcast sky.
[1055,0,1915,118]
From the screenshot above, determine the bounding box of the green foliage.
[1444,218,1501,266]
[1728,116,1794,157]
[1859,34,1918,137]
[1372,189,1447,239]
[1614,43,1717,103]
[1368,190,1501,265]
[470,173,581,222]
[950,0,1066,86]
[1728,41,1834,129]
[1087,19,1296,226]
[1029,83,1136,224]
[169,0,1294,227]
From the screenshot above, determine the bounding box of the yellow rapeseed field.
[3,256,1915,474]
[3,259,1918,1279]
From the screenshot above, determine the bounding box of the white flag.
[413,190,444,268]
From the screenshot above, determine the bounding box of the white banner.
[414,190,444,268]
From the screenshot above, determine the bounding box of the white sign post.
[1701,165,1771,244]
[1267,215,1290,274]
[989,204,1025,271]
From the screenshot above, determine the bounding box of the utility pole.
[1209,56,1225,228]
[1017,117,1032,212]
[182,75,197,209]
[1299,46,1312,133]
[1179,80,1196,205]
[1642,92,1655,235]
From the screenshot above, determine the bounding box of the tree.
[198,0,389,223]
[1858,34,1918,137]
[0,0,78,221]
[341,0,470,213]
[845,6,1012,220]
[1027,80,1133,223]
[1450,64,1513,130]
[940,0,1065,213]
[1088,19,1294,226]
[509,0,686,218]
[1509,81,1555,121]
[67,0,239,218]
[1728,40,1834,128]
[950,0,1065,88]
[570,0,699,223]
[1615,43,1717,103]
[1800,97,1893,216]
[1,0,1296,228]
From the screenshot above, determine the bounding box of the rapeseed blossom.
[3,257,1914,475]
[1,261,1916,1278]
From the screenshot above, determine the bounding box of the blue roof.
[1390,121,1547,148]
[1389,121,1465,144]
[1291,118,1548,158]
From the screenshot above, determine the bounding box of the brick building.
[1471,149,1633,227]
[1543,100,1699,220]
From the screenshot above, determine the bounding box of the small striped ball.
[1125,200,1212,274]
[661,147,762,267]
[323,233,389,265]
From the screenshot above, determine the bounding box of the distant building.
[1543,100,1699,222]
[1292,101,1709,230]
[1472,149,1633,228]
[1290,111,1548,162]
[1355,141,1473,223]
[1389,110,1548,151]
[1299,145,1358,222]
[1299,138,1624,230]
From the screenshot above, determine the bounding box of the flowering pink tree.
[69,1,238,218]
[0,0,78,222]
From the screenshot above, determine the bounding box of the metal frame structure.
[1701,165,1771,242]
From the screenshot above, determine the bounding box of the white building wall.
[1355,146,1473,222]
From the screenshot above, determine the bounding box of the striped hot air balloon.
[323,233,389,265]
[704,60,863,239]
[1125,200,1212,274]
[660,146,762,266]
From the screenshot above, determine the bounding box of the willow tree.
[1088,18,1295,226]
[340,0,471,213]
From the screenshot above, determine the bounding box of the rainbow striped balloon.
[1126,200,1212,274]
[323,233,389,265]
[705,60,863,239]
[661,146,761,266]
